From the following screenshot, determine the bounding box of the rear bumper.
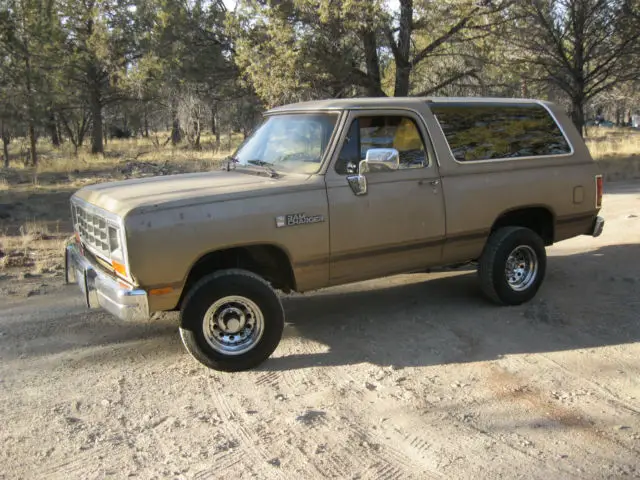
[591,215,605,237]
[64,243,149,322]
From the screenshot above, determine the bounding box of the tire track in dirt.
[205,378,296,479]
[292,444,347,479]
[363,460,409,480]
[336,408,443,479]
[269,349,444,480]
[278,339,331,388]
[255,370,281,388]
[406,433,432,457]
[291,382,419,478]
[535,354,640,416]
[322,451,354,478]
[38,446,111,479]
[192,450,244,479]
[209,367,356,479]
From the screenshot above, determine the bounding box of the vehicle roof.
[266,96,550,114]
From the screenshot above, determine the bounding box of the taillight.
[596,175,603,208]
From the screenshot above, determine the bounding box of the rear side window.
[430,103,572,162]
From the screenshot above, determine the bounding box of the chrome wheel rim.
[505,245,538,292]
[203,296,265,355]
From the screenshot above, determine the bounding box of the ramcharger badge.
[275,213,325,228]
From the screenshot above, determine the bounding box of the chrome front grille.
[73,203,111,258]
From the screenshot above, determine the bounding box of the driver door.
[325,109,446,285]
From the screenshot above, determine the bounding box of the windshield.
[232,113,339,175]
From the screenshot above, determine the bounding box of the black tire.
[179,269,285,372]
[478,227,547,306]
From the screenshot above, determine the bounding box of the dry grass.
[0,219,67,276]
[1,134,242,278]
[585,128,640,160]
[2,132,241,192]
[17,133,240,176]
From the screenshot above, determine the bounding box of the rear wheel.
[478,227,546,305]
[179,269,284,372]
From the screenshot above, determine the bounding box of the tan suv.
[64,97,605,371]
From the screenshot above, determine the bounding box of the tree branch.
[411,69,478,97]
[411,9,479,67]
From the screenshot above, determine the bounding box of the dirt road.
[1,182,639,480]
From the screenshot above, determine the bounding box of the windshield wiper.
[246,160,280,178]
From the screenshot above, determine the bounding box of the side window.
[430,103,572,162]
[335,115,429,175]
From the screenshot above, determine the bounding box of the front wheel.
[478,227,547,306]
[179,269,285,372]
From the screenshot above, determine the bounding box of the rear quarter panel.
[422,101,600,264]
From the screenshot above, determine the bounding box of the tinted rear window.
[430,103,572,162]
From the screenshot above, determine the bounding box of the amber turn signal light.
[111,259,127,277]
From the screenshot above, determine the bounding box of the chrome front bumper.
[591,216,605,238]
[65,243,149,322]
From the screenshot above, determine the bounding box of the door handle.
[418,179,440,188]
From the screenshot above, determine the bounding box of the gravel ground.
[1,181,639,480]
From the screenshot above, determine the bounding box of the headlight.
[108,226,122,257]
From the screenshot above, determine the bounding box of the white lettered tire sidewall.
[179,269,285,372]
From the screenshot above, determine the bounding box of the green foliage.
[0,0,638,162]
[229,0,388,106]
[502,0,640,132]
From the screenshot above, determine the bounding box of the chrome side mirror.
[347,160,368,196]
[346,149,399,196]
[363,148,400,172]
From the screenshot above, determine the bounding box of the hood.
[73,170,306,217]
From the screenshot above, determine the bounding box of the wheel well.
[491,207,555,246]
[177,245,296,309]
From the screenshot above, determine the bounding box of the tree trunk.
[194,121,201,150]
[171,100,182,146]
[394,66,411,97]
[144,109,149,137]
[2,139,9,168]
[78,114,88,148]
[570,97,586,138]
[90,86,104,154]
[362,30,383,96]
[211,102,221,152]
[211,102,217,135]
[28,123,37,166]
[1,123,9,168]
[393,0,413,97]
[171,118,182,145]
[48,111,60,147]
[521,77,528,98]
[57,118,64,144]
[21,32,38,166]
